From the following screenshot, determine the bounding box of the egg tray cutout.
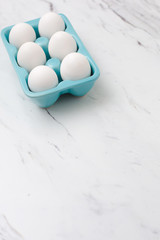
[1,14,100,108]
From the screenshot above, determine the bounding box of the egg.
[17,42,46,72]
[28,65,58,92]
[48,31,77,61]
[9,23,36,48]
[38,12,65,39]
[60,52,91,81]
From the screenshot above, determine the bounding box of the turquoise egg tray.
[1,14,100,108]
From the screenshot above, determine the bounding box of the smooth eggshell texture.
[48,31,77,61]
[28,65,58,92]
[38,12,65,39]
[9,23,36,48]
[17,42,46,72]
[60,52,91,81]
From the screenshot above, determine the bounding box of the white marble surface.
[0,0,160,239]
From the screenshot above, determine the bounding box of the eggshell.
[28,65,58,92]
[48,31,77,61]
[17,42,46,72]
[38,12,65,39]
[60,52,91,81]
[9,23,36,48]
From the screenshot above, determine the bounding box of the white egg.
[28,65,58,92]
[17,42,46,72]
[38,12,65,39]
[48,31,77,61]
[60,52,91,81]
[9,23,36,48]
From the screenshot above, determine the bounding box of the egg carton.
[1,14,100,108]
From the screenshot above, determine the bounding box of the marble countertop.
[0,0,160,239]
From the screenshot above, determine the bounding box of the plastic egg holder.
[1,14,100,108]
